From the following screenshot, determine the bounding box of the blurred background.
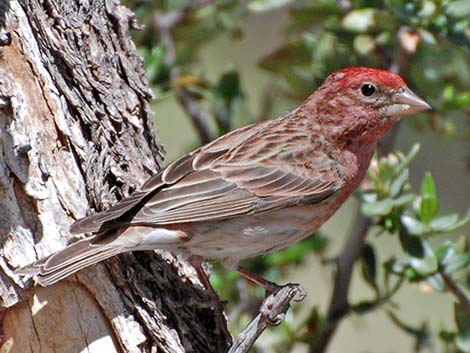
[125,1,469,352]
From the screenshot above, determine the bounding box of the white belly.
[122,201,340,270]
[182,204,330,265]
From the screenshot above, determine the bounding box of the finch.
[17,67,431,287]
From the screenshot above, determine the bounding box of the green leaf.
[455,236,469,253]
[420,172,439,223]
[391,193,415,208]
[456,92,470,108]
[395,144,420,175]
[418,28,437,45]
[456,334,470,351]
[404,267,419,280]
[439,328,457,343]
[446,0,470,19]
[385,257,410,274]
[442,86,470,110]
[399,221,425,257]
[352,300,379,314]
[342,8,377,33]
[409,242,438,275]
[213,69,244,134]
[360,191,377,204]
[443,253,470,274]
[426,273,445,292]
[258,38,312,72]
[434,242,453,262]
[362,198,394,216]
[390,169,409,197]
[401,215,429,236]
[421,172,436,200]
[216,69,242,101]
[430,213,468,232]
[289,1,342,25]
[387,311,431,351]
[144,46,166,83]
[443,85,455,101]
[353,34,375,55]
[360,243,378,292]
[248,0,294,12]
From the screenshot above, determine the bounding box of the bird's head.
[304,67,431,145]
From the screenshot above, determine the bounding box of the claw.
[268,312,285,326]
[291,283,307,302]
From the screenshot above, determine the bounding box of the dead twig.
[310,215,371,353]
[441,271,470,317]
[152,10,216,144]
[174,84,216,144]
[229,284,306,353]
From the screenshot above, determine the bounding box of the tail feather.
[16,236,123,286]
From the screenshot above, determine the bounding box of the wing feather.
[71,115,344,233]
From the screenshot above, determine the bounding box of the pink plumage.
[17,67,431,286]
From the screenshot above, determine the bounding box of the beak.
[387,87,432,117]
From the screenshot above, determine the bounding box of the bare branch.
[152,11,185,64]
[310,215,371,353]
[174,85,216,144]
[152,10,216,144]
[441,271,470,317]
[229,284,306,353]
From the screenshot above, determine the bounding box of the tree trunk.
[0,1,231,352]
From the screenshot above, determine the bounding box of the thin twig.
[152,11,185,64]
[152,11,216,144]
[229,284,306,353]
[310,215,371,353]
[174,85,216,144]
[441,271,470,316]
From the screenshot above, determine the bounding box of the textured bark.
[0,1,230,352]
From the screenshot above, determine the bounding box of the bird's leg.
[237,266,307,325]
[188,256,222,307]
[236,266,283,297]
[187,256,232,340]
[194,262,213,292]
[237,266,307,303]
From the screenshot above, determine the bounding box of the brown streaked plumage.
[17,67,431,286]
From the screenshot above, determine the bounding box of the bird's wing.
[128,117,344,225]
[71,117,343,232]
[69,120,272,233]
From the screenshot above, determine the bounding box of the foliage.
[126,0,470,352]
[357,146,469,352]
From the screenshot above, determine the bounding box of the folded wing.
[70,116,343,232]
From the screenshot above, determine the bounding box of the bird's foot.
[259,282,307,325]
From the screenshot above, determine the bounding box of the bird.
[17,67,431,289]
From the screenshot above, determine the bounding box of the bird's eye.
[361,83,376,97]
